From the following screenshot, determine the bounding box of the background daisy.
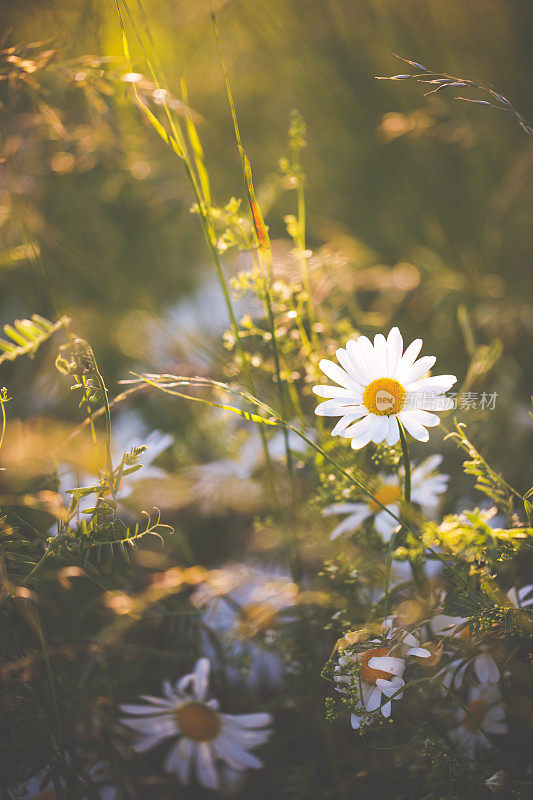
[120,658,272,791]
[324,454,448,541]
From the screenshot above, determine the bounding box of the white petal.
[407,375,457,394]
[351,714,361,730]
[407,647,431,658]
[224,713,272,728]
[370,414,390,444]
[196,743,219,790]
[193,658,210,701]
[121,715,177,737]
[386,415,400,446]
[474,653,500,683]
[329,508,373,540]
[380,700,392,718]
[373,333,389,375]
[376,677,405,698]
[374,507,399,542]
[319,359,360,390]
[386,327,404,375]
[411,455,443,481]
[403,407,440,427]
[120,702,173,715]
[396,338,423,381]
[397,410,430,442]
[330,410,367,435]
[365,686,382,712]
[354,336,380,382]
[222,724,271,748]
[403,355,436,383]
[313,385,362,399]
[345,339,373,384]
[165,737,193,783]
[215,736,263,770]
[344,415,379,449]
[369,656,405,677]
[315,399,354,416]
[336,348,364,389]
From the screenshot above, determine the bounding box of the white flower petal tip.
[120,658,272,788]
[313,328,456,449]
[407,647,431,658]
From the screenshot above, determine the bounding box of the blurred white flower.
[120,658,272,791]
[506,584,533,608]
[187,425,314,516]
[324,455,448,541]
[12,760,115,799]
[148,278,256,370]
[54,410,173,523]
[192,565,297,691]
[313,326,456,449]
[450,684,507,758]
[431,616,501,689]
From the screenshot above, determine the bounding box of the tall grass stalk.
[115,0,281,504]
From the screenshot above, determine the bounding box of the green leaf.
[0,314,70,366]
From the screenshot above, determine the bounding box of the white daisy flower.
[450,684,507,759]
[334,621,429,729]
[335,646,406,728]
[324,454,448,541]
[313,327,456,449]
[120,658,272,791]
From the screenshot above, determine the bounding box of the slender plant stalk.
[211,12,297,507]
[115,0,280,503]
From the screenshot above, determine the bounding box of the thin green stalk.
[211,12,296,512]
[292,139,318,351]
[398,421,411,503]
[115,1,280,503]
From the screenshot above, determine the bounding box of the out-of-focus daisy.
[187,425,314,516]
[313,327,456,449]
[450,684,507,758]
[324,455,448,541]
[12,760,115,799]
[120,658,272,791]
[431,615,502,688]
[192,565,298,691]
[506,584,533,608]
[53,410,173,525]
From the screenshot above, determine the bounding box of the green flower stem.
[398,421,411,504]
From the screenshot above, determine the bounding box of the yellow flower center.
[175,701,221,742]
[368,484,402,512]
[363,378,406,416]
[464,698,487,730]
[359,647,393,684]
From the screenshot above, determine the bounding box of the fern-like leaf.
[0,314,70,366]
